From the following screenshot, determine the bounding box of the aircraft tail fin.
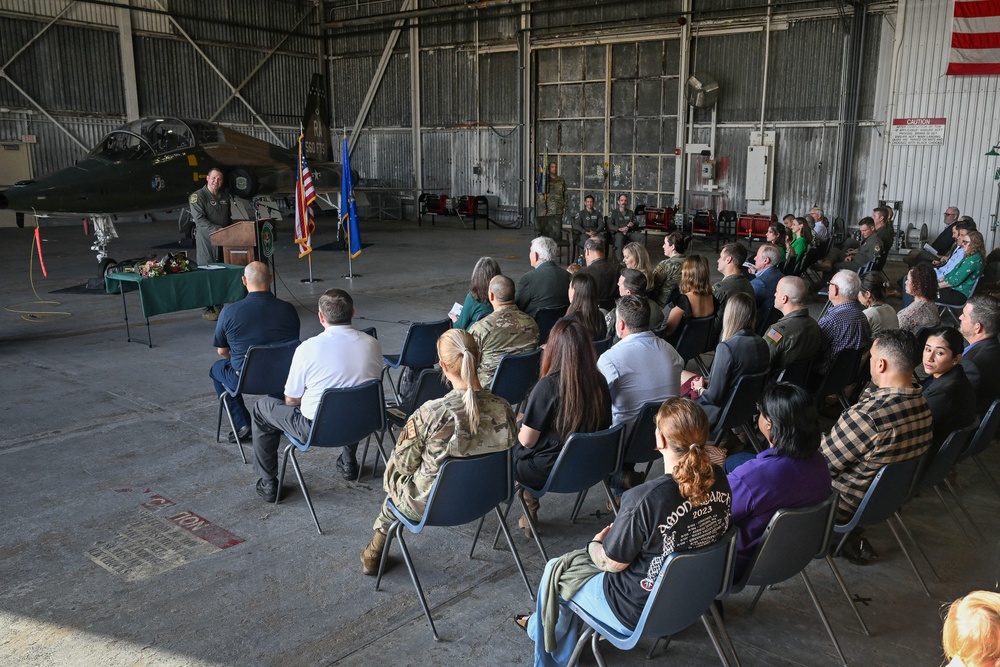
[302,73,330,162]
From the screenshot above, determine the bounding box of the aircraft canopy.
[87,118,225,161]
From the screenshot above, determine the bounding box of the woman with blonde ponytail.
[518,398,731,666]
[360,329,517,576]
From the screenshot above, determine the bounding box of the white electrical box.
[746,145,771,201]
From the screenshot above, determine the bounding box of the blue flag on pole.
[341,136,362,259]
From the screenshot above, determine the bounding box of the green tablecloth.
[105,265,247,318]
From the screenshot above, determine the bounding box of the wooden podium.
[210,220,259,266]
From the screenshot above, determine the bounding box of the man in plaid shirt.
[815,270,871,375]
[821,329,932,521]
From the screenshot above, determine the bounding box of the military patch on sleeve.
[873,243,881,253]
[189,193,198,204]
[402,418,418,441]
[766,328,782,343]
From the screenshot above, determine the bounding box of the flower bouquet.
[137,259,165,277]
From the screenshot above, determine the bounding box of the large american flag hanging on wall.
[948,0,1000,75]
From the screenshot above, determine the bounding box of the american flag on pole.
[294,133,316,258]
[948,0,1000,75]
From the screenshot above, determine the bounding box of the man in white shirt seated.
[250,289,384,501]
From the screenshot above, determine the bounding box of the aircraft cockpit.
[87,118,225,161]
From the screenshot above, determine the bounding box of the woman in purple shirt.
[726,382,832,579]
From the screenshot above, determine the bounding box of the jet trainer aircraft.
[0,115,347,272]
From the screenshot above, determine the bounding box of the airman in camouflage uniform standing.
[540,162,567,217]
[469,275,540,387]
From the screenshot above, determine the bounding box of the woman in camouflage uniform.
[361,329,517,575]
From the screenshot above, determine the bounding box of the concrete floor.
[0,217,997,667]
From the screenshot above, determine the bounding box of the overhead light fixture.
[987,143,1000,156]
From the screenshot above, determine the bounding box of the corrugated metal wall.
[5,0,984,232]
[0,2,321,177]
[880,0,1000,243]
[0,17,124,114]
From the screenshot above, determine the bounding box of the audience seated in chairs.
[651,232,688,309]
[360,329,517,575]
[748,243,783,317]
[516,398,732,667]
[512,318,612,538]
[468,274,540,388]
[762,276,822,376]
[570,194,604,258]
[599,295,684,437]
[562,272,606,343]
[681,293,770,430]
[897,263,941,332]
[604,269,663,343]
[251,289,384,501]
[621,242,654,298]
[958,295,1000,416]
[726,382,831,580]
[515,236,571,318]
[820,329,933,523]
[581,237,619,308]
[450,256,501,330]
[661,255,718,344]
[713,242,755,322]
[920,326,977,456]
[858,272,898,334]
[938,230,986,306]
[786,216,813,265]
[607,193,642,262]
[766,222,787,263]
[814,270,871,378]
[210,261,300,445]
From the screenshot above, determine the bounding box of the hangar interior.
[1,0,998,236]
[1,1,999,666]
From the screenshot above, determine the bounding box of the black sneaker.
[256,479,278,503]
[337,458,359,481]
[228,425,251,444]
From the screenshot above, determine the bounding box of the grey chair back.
[734,491,837,591]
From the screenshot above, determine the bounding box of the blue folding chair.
[826,456,929,635]
[488,424,625,561]
[374,449,534,640]
[909,425,980,547]
[811,346,866,410]
[709,370,769,448]
[593,336,613,356]
[276,380,387,534]
[671,314,716,376]
[489,348,542,408]
[566,527,738,667]
[216,340,300,463]
[382,319,450,404]
[959,398,1000,499]
[534,307,566,345]
[721,492,847,667]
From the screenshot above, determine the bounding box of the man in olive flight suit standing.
[190,167,233,320]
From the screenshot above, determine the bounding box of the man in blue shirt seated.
[750,243,782,319]
[210,261,300,443]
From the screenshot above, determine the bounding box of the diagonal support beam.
[0,1,87,150]
[347,0,414,156]
[152,0,282,144]
[209,6,314,122]
[0,73,88,151]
